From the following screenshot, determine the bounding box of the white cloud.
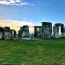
[16,0,20,2]
[0,0,29,6]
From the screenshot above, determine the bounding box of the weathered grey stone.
[42,22,52,38]
[53,23,64,38]
[11,29,16,39]
[34,26,42,37]
[3,27,11,40]
[18,25,29,38]
[22,25,29,37]
[0,27,3,39]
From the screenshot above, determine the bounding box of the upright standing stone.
[3,27,11,40]
[62,27,65,38]
[53,23,64,38]
[22,25,29,37]
[18,25,29,38]
[34,26,42,37]
[42,22,52,38]
[11,29,16,39]
[0,27,3,39]
[18,27,23,38]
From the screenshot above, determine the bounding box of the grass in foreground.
[0,39,65,65]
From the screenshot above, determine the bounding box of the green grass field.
[0,39,65,65]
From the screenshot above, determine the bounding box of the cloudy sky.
[0,0,65,25]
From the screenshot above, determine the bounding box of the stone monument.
[42,22,52,38]
[3,27,11,40]
[53,23,64,38]
[11,29,16,39]
[0,27,3,39]
[34,26,42,38]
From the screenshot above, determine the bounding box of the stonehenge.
[0,22,65,40]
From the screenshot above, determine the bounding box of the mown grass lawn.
[0,39,65,65]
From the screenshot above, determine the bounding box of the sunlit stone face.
[19,25,29,38]
[34,26,42,37]
[44,27,50,34]
[22,31,26,37]
[37,28,39,31]
[53,23,64,38]
[42,22,52,38]
[43,26,51,38]
[4,32,11,40]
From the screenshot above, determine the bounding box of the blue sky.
[0,0,65,25]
